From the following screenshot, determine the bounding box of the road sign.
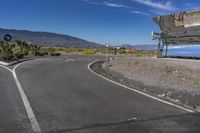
[4,34,12,42]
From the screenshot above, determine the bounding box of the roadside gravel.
[91,57,200,112]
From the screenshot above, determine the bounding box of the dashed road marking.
[65,59,75,62]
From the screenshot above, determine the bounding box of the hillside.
[0,28,102,48]
[121,44,157,50]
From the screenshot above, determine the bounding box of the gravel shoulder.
[91,57,200,112]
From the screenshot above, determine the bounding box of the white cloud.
[84,1,129,9]
[129,10,150,16]
[150,9,170,15]
[132,0,177,11]
[103,2,129,8]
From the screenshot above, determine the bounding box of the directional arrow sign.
[4,34,12,42]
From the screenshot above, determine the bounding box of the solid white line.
[13,61,41,133]
[88,61,195,113]
[0,65,13,72]
[0,62,41,132]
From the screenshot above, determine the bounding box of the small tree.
[0,41,15,61]
[48,47,56,54]
[22,41,30,55]
[16,40,30,55]
[30,44,41,56]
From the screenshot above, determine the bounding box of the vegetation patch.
[0,40,63,62]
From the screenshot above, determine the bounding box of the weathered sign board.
[153,10,200,45]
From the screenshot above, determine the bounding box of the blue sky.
[0,0,199,45]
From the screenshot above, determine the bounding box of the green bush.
[82,49,96,55]
[44,52,48,55]
[48,47,56,54]
[0,54,14,60]
[119,50,126,54]
[50,52,61,56]
[56,47,65,51]
[136,52,142,57]
[15,52,24,59]
[40,48,48,54]
[0,41,15,61]
[35,52,45,56]
[24,49,29,55]
[65,48,74,53]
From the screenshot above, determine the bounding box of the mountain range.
[0,28,102,48]
[121,44,157,50]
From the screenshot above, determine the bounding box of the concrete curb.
[0,58,34,66]
[0,61,18,66]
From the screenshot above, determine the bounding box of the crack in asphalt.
[47,113,199,133]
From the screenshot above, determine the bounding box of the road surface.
[0,55,200,133]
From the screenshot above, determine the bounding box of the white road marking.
[0,61,41,133]
[0,65,13,72]
[65,59,75,62]
[13,62,41,133]
[127,117,137,121]
[88,60,195,113]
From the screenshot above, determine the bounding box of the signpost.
[4,34,12,42]
[105,44,109,62]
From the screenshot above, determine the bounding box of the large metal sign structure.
[153,9,200,56]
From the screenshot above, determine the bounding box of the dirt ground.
[91,56,200,112]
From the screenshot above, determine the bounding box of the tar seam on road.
[88,60,195,113]
[0,62,41,133]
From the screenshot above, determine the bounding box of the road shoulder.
[89,60,195,113]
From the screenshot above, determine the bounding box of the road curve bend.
[13,56,200,133]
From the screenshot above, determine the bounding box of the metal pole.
[106,47,108,62]
[5,41,9,61]
[155,38,161,57]
[161,34,165,57]
[165,44,168,56]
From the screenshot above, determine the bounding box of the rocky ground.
[91,56,200,112]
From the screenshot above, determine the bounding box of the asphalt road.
[0,66,32,133]
[1,55,200,133]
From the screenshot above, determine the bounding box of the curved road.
[1,55,200,133]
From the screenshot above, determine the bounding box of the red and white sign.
[105,44,109,48]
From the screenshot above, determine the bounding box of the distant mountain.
[0,28,102,48]
[121,44,157,50]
